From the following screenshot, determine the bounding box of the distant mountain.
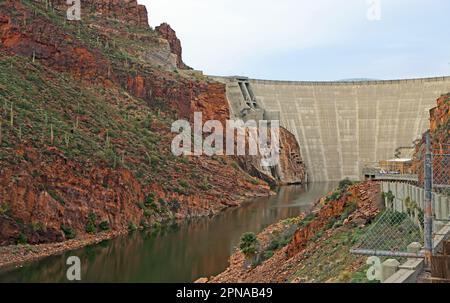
[338,78,380,82]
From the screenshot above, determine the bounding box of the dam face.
[212,76,450,182]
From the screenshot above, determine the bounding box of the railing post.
[424,131,433,263]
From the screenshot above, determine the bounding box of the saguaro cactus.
[64,132,70,148]
[9,103,13,127]
[50,124,54,145]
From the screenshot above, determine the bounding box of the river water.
[0,182,337,283]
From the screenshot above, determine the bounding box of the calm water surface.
[0,182,337,283]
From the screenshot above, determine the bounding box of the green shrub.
[340,201,358,221]
[263,250,274,259]
[85,212,97,234]
[199,181,212,191]
[382,190,395,205]
[47,189,65,205]
[0,203,10,216]
[17,233,28,245]
[128,221,138,232]
[326,190,342,202]
[299,213,316,228]
[98,221,110,231]
[178,180,189,188]
[239,232,259,257]
[85,221,97,234]
[338,178,354,190]
[158,198,166,207]
[61,225,77,240]
[144,193,155,207]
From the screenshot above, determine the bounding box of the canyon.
[0,0,448,284]
[0,0,304,254]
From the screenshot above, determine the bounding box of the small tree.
[338,178,354,190]
[240,232,259,257]
[240,232,260,268]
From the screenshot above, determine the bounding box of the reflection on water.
[0,183,337,283]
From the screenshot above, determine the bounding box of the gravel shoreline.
[0,230,126,271]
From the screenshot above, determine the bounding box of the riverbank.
[0,184,337,282]
[208,181,382,283]
[0,190,274,272]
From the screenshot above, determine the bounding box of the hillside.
[210,181,381,283]
[0,0,280,248]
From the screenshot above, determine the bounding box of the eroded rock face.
[51,0,149,28]
[277,128,306,184]
[0,5,112,83]
[236,127,306,187]
[155,23,189,70]
[0,146,145,246]
[412,94,450,184]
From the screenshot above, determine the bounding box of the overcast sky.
[141,0,450,81]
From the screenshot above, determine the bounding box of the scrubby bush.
[144,193,155,207]
[338,178,354,190]
[17,233,28,245]
[178,180,189,188]
[61,225,77,240]
[85,212,97,234]
[0,203,10,216]
[98,221,110,231]
[239,232,259,257]
[382,190,395,207]
[299,213,316,228]
[128,221,138,232]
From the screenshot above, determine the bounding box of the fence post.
[424,131,433,263]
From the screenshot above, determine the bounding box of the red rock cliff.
[412,94,449,185]
[155,23,190,70]
[50,0,149,28]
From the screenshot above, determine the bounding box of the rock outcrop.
[155,23,190,70]
[236,127,306,187]
[412,94,450,185]
[51,0,149,28]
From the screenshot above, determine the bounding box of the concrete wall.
[213,76,450,181]
[381,182,450,227]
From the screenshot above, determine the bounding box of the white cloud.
[140,0,367,75]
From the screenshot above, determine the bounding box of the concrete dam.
[212,76,450,182]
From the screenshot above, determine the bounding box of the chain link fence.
[352,133,450,258]
[432,143,450,196]
[351,210,424,258]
